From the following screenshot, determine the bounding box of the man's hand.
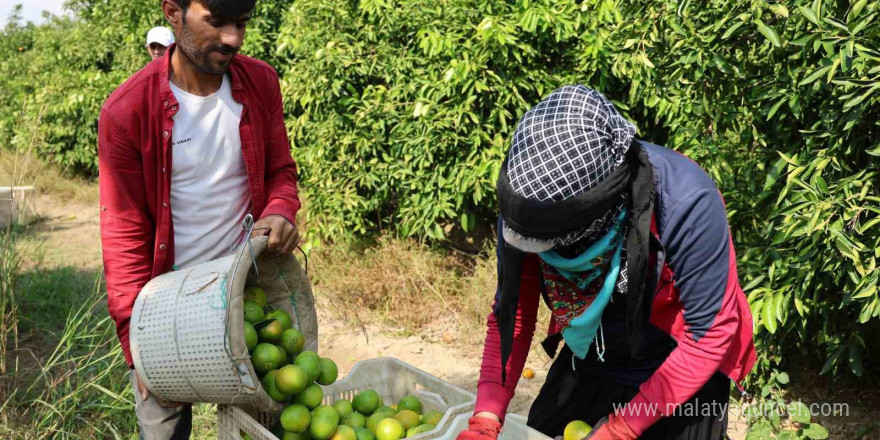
[252,215,299,255]
[135,371,183,408]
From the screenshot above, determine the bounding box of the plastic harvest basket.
[130,233,318,413]
[220,357,477,439]
[218,408,550,440]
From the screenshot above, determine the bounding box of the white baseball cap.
[146,27,175,47]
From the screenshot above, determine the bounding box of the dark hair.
[172,0,256,18]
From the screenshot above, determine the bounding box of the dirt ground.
[20,188,759,439]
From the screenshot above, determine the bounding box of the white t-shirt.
[169,75,251,269]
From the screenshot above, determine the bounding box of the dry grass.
[309,236,550,356]
[0,151,98,206]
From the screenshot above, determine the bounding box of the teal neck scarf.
[539,209,626,361]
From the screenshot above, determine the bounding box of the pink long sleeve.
[474,255,542,419]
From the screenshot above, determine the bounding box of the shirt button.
[162,167,166,174]
[163,202,168,208]
[164,100,169,107]
[101,206,107,211]
[159,244,167,250]
[163,131,169,138]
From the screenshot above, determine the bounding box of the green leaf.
[802,423,830,439]
[755,19,782,47]
[823,17,850,32]
[798,65,833,86]
[843,85,879,109]
[746,421,772,440]
[722,20,746,39]
[849,0,869,22]
[763,299,778,333]
[776,372,790,384]
[867,144,880,156]
[849,341,864,377]
[798,5,821,25]
[790,401,810,423]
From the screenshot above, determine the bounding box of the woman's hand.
[455,413,503,440]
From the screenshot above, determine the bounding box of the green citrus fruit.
[420,410,443,426]
[281,328,306,356]
[266,309,293,330]
[342,411,367,429]
[354,427,375,440]
[406,423,435,438]
[352,390,381,415]
[293,383,324,409]
[333,399,354,418]
[375,418,405,440]
[276,364,310,395]
[244,300,265,324]
[241,432,253,440]
[244,286,268,307]
[244,322,258,351]
[261,370,291,402]
[295,352,322,383]
[318,358,339,385]
[281,403,311,433]
[394,410,420,431]
[258,319,284,344]
[366,412,395,434]
[252,343,286,374]
[331,425,357,440]
[283,432,312,440]
[563,420,592,440]
[377,406,396,415]
[309,405,341,440]
[397,396,422,415]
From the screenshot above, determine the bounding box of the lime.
[276,364,310,395]
[244,322,258,351]
[295,353,322,383]
[397,396,422,415]
[352,390,381,415]
[283,432,312,440]
[281,404,311,433]
[293,383,324,409]
[333,399,354,418]
[241,432,253,440]
[377,406,396,415]
[366,412,395,434]
[244,286,268,307]
[406,424,435,438]
[394,410,420,431]
[318,358,339,385]
[342,411,367,429]
[244,300,265,324]
[354,427,375,440]
[563,420,592,440]
[375,418,405,440]
[331,425,357,440]
[309,405,341,440]
[281,328,306,356]
[267,309,293,330]
[261,370,291,402]
[420,410,443,426]
[259,320,284,344]
[252,343,286,374]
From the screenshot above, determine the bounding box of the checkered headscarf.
[505,85,636,246]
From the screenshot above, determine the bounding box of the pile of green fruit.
[242,286,443,440]
[273,391,442,440]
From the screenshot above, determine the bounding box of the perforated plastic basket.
[130,235,318,412]
[221,357,477,439]
[436,413,551,440]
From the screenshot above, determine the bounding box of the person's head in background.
[161,0,256,76]
[145,27,175,59]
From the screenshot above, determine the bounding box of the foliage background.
[1,0,879,396]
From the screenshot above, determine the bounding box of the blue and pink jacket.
[475,143,756,435]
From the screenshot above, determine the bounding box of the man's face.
[148,43,167,59]
[170,2,251,75]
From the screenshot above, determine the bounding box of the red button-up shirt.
[98,45,301,366]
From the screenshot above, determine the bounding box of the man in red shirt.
[98,0,300,438]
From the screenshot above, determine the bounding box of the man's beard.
[176,21,238,75]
